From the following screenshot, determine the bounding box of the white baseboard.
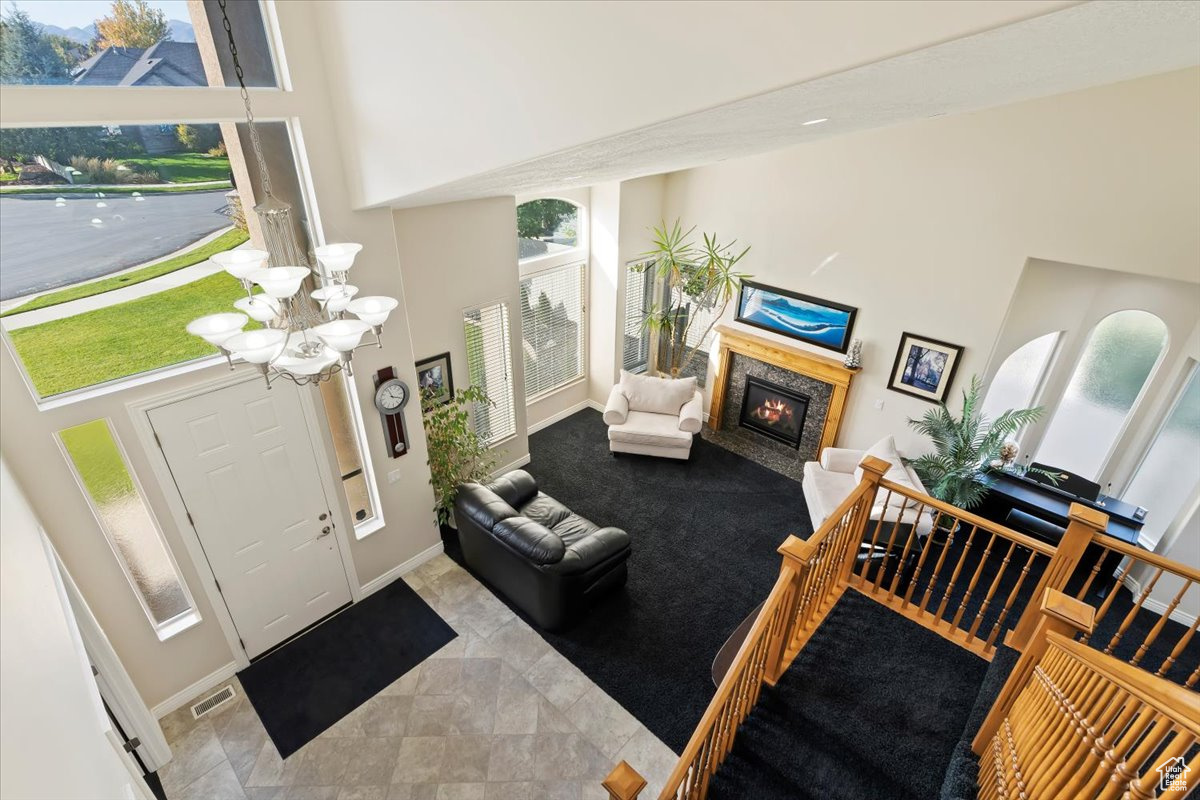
[152,661,239,719]
[527,399,591,434]
[587,399,605,413]
[360,541,445,598]
[491,453,531,478]
[1124,573,1197,627]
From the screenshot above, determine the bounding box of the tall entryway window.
[1122,363,1200,548]
[1036,310,1168,478]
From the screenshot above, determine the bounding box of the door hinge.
[238,637,246,652]
[186,511,195,526]
[152,431,162,449]
[122,737,141,753]
[214,578,221,594]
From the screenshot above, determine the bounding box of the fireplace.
[739,375,810,449]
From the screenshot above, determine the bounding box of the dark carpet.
[238,578,456,758]
[937,643,1020,800]
[443,408,813,753]
[707,590,990,800]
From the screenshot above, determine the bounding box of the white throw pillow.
[619,370,697,415]
[854,435,920,502]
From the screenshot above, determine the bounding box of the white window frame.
[54,418,201,641]
[519,260,588,402]
[621,259,655,375]
[517,197,588,274]
[463,300,517,447]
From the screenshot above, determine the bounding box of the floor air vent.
[190,685,236,719]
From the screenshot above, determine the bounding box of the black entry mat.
[238,577,455,758]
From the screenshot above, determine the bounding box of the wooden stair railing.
[974,623,1200,798]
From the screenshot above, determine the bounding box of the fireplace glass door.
[739,375,810,448]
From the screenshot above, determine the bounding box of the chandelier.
[185,0,397,388]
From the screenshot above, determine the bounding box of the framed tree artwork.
[415,352,454,405]
[887,332,964,403]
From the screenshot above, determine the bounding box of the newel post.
[1007,503,1107,651]
[765,535,817,684]
[837,455,892,577]
[971,588,1095,755]
[602,761,648,800]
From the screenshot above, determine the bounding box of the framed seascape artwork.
[415,352,454,405]
[887,332,964,404]
[734,280,858,353]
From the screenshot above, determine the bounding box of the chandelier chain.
[217,0,273,197]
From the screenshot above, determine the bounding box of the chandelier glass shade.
[188,243,397,387]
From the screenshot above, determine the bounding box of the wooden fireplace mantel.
[708,324,859,453]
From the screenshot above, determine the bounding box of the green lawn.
[0,171,17,183]
[122,153,232,183]
[0,182,231,195]
[2,228,249,317]
[58,419,133,507]
[8,271,260,397]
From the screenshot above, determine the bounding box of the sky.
[7,0,191,28]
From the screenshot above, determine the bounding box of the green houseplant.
[637,219,750,377]
[421,384,496,526]
[906,375,1046,511]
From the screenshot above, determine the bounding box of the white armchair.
[603,370,703,460]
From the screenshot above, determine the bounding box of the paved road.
[0,190,232,301]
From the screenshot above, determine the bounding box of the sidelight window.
[520,262,585,399]
[57,418,198,639]
[981,332,1061,433]
[464,301,516,445]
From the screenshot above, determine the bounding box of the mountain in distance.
[36,19,195,44]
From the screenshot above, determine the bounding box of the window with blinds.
[520,262,586,399]
[463,301,516,445]
[622,260,654,373]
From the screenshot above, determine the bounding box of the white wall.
[311,0,1072,207]
[0,1,441,711]
[660,68,1200,455]
[1,459,144,800]
[394,197,531,471]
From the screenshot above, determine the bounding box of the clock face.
[375,378,409,414]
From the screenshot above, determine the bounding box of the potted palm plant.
[637,219,751,378]
[421,384,496,527]
[906,375,1047,517]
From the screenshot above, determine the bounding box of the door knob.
[317,526,331,538]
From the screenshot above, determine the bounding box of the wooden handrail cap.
[1040,588,1096,634]
[857,455,893,476]
[778,534,817,562]
[602,760,647,798]
[1067,502,1109,531]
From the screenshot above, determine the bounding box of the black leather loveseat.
[454,470,631,630]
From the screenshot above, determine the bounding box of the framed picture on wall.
[415,352,454,405]
[734,280,858,353]
[887,332,964,404]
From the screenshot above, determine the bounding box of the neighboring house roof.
[72,40,205,87]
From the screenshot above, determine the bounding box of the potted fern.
[421,385,496,527]
[906,375,1046,516]
[637,219,751,378]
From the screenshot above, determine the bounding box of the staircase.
[601,457,1200,800]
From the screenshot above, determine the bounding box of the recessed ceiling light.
[802,118,829,126]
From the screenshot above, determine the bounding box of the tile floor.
[159,554,679,800]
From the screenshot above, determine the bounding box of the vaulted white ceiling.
[312,1,1199,210]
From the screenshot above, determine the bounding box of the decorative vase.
[843,338,863,370]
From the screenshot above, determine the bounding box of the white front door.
[149,378,352,658]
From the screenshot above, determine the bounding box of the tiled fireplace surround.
[703,325,859,482]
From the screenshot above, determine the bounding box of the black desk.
[978,469,1144,546]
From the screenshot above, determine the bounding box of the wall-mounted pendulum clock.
[373,367,411,458]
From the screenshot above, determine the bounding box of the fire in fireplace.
[739,375,810,449]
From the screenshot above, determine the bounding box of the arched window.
[981,331,1061,430]
[1037,310,1168,478]
[516,198,587,398]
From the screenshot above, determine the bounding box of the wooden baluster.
[1156,613,1200,679]
[1074,545,1112,601]
[870,498,909,593]
[1008,503,1106,651]
[972,589,1096,755]
[602,761,647,800]
[985,548,1040,650]
[951,531,998,633]
[934,523,978,620]
[1131,579,1191,667]
[900,502,935,607]
[885,498,922,600]
[765,542,810,684]
[1187,662,1199,689]
[835,488,875,583]
[968,538,1018,642]
[1103,567,1163,655]
[1102,714,1174,800]
[917,514,957,613]
[1124,731,1196,799]
[848,456,892,582]
[1079,558,1136,645]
